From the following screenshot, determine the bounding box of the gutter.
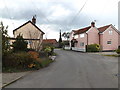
[86,33,88,52]
[86,33,88,45]
[99,33,100,45]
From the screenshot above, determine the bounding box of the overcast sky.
[0,0,119,40]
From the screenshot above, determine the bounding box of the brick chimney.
[32,16,36,24]
[91,22,95,27]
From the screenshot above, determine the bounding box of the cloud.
[0,0,119,39]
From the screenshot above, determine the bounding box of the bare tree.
[62,32,70,41]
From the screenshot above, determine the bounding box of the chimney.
[32,16,36,24]
[91,22,95,27]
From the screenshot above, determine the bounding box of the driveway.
[5,49,118,88]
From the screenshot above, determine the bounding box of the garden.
[1,22,55,73]
[86,43,120,57]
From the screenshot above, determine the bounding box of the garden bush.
[12,35,28,52]
[118,46,120,49]
[86,44,100,52]
[41,59,53,68]
[28,51,39,60]
[28,51,42,63]
[26,48,35,52]
[42,44,55,56]
[116,49,120,54]
[3,52,41,69]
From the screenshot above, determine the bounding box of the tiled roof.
[73,26,91,35]
[98,25,111,33]
[43,39,57,44]
[73,24,112,34]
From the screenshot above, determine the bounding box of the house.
[69,22,120,52]
[42,39,58,47]
[10,16,45,51]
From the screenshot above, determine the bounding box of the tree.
[12,34,28,52]
[58,30,62,48]
[62,32,70,41]
[0,21,10,55]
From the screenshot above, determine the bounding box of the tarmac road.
[5,49,118,88]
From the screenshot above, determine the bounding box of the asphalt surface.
[5,49,118,88]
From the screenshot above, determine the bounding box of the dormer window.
[109,30,113,35]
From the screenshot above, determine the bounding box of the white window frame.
[109,30,113,35]
[80,42,84,46]
[80,34,84,38]
[74,35,78,39]
[107,41,111,44]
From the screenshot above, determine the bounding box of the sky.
[0,0,120,40]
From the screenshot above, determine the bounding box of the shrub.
[86,44,100,52]
[12,35,28,52]
[3,52,41,69]
[28,51,39,60]
[116,49,120,54]
[26,48,35,52]
[1,22,10,57]
[44,47,52,56]
[42,44,55,56]
[28,51,42,63]
[62,41,69,46]
[39,51,47,58]
[118,46,120,49]
[41,59,53,68]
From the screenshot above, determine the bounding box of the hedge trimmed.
[86,44,100,52]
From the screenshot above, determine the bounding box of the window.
[27,40,32,44]
[80,42,84,46]
[107,41,111,44]
[80,34,84,38]
[74,35,78,39]
[109,30,113,35]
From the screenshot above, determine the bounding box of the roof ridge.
[98,24,111,33]
[13,20,45,34]
[74,26,91,31]
[73,26,91,35]
[97,24,111,29]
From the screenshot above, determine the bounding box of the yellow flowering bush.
[28,64,36,68]
[87,44,100,52]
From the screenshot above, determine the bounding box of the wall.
[14,22,43,39]
[76,33,87,49]
[14,22,43,51]
[119,34,120,46]
[87,27,99,45]
[102,26,119,51]
[69,31,74,47]
[99,34,103,50]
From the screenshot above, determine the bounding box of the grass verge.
[41,59,53,68]
[103,54,120,57]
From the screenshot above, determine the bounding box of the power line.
[31,0,51,23]
[62,0,89,33]
[69,0,88,25]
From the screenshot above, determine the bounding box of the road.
[5,49,118,88]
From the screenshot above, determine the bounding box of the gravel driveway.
[5,49,118,88]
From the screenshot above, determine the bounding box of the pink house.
[69,22,120,52]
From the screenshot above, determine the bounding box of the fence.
[64,46,86,52]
